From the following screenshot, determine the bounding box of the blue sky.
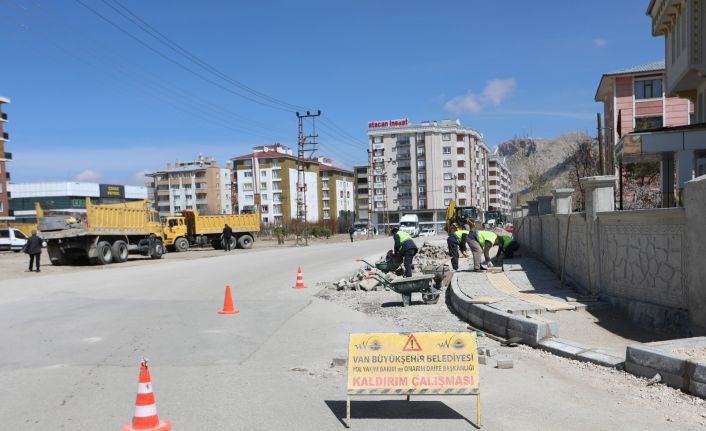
[3,0,662,185]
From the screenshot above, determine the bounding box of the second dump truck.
[39,198,165,265]
[162,209,260,252]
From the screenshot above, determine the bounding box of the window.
[417,160,425,168]
[323,191,330,199]
[14,230,27,239]
[458,160,465,168]
[273,193,282,202]
[243,160,252,167]
[261,171,267,177]
[262,194,268,201]
[634,79,662,99]
[418,186,425,193]
[174,206,181,211]
[442,133,451,141]
[444,185,453,193]
[444,173,453,180]
[260,182,268,190]
[443,160,452,167]
[244,171,252,178]
[373,136,383,143]
[444,198,451,205]
[272,170,281,179]
[243,183,253,191]
[457,147,465,155]
[458,199,466,206]
[635,116,663,131]
[458,186,466,193]
[456,135,464,142]
[273,204,282,214]
[272,159,279,167]
[458,173,466,180]
[417,173,425,180]
[443,147,452,154]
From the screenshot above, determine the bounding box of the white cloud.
[483,78,517,106]
[75,169,102,182]
[125,169,152,186]
[444,92,484,114]
[593,38,607,48]
[444,78,516,114]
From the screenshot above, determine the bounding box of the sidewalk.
[449,257,674,367]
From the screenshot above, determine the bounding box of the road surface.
[0,238,704,430]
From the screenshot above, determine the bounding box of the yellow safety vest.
[454,230,469,241]
[395,231,412,244]
[477,230,498,245]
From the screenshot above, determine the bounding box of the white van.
[399,214,421,237]
[0,227,28,252]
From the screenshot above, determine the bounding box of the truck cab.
[399,214,420,237]
[162,216,189,252]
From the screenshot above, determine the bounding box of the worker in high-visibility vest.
[447,224,461,270]
[391,227,418,277]
[473,230,502,269]
[461,223,483,271]
[499,235,520,258]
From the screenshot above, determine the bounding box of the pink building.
[594,60,693,174]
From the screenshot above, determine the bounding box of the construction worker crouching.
[499,235,520,259]
[473,230,501,270]
[391,226,418,277]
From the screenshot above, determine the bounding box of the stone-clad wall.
[513,176,701,335]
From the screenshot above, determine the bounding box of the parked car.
[419,228,436,237]
[352,222,368,235]
[0,227,29,252]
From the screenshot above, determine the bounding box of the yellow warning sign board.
[347,332,479,395]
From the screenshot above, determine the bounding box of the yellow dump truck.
[38,198,165,265]
[162,209,260,252]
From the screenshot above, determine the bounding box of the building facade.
[353,164,370,226]
[146,155,232,216]
[9,182,147,223]
[595,60,693,174]
[0,97,11,224]
[367,118,489,229]
[231,144,353,226]
[488,153,512,216]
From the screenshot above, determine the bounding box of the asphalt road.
[1,238,704,430]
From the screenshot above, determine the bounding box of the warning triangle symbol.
[402,334,422,352]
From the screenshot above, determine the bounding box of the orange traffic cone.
[123,360,171,431]
[218,285,240,314]
[293,266,307,289]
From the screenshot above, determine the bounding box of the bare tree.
[565,137,599,210]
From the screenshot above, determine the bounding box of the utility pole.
[367,149,374,239]
[295,110,320,246]
[597,112,605,175]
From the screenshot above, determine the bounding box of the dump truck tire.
[174,237,189,252]
[150,240,164,259]
[112,240,129,263]
[238,234,254,249]
[91,241,113,265]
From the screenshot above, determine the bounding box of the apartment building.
[231,144,353,225]
[318,162,354,223]
[595,59,693,174]
[367,118,489,230]
[0,97,11,224]
[488,153,512,216]
[146,155,232,216]
[9,182,147,223]
[353,164,370,226]
[613,0,706,206]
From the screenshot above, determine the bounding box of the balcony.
[397,166,411,172]
[1,132,8,141]
[397,152,411,160]
[398,180,412,185]
[0,113,7,121]
[3,152,12,160]
[373,156,385,163]
[374,195,385,202]
[372,143,384,150]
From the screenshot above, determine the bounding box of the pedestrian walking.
[391,227,418,277]
[348,225,355,243]
[274,225,285,245]
[23,230,43,272]
[222,223,233,252]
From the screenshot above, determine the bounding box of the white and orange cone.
[292,266,307,289]
[123,360,171,431]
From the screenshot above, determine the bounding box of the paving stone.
[478,356,488,365]
[496,358,514,369]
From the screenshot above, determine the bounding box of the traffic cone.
[292,266,307,289]
[218,285,240,314]
[123,360,171,431]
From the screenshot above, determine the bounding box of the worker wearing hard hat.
[391,226,418,277]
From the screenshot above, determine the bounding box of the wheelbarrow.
[367,272,439,306]
[358,257,401,275]
[420,264,455,291]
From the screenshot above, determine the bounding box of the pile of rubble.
[329,241,452,292]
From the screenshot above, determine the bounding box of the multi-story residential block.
[9,182,147,223]
[613,0,706,206]
[146,155,232,216]
[0,97,11,225]
[367,118,489,231]
[595,59,693,174]
[353,164,370,226]
[488,153,512,216]
[231,144,353,226]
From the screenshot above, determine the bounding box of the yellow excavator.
[445,200,481,232]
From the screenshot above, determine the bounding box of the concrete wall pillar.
[580,176,616,220]
[685,176,706,335]
[537,196,553,216]
[527,200,539,216]
[551,188,574,214]
[521,204,529,217]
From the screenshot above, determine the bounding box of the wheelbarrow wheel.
[422,293,440,304]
